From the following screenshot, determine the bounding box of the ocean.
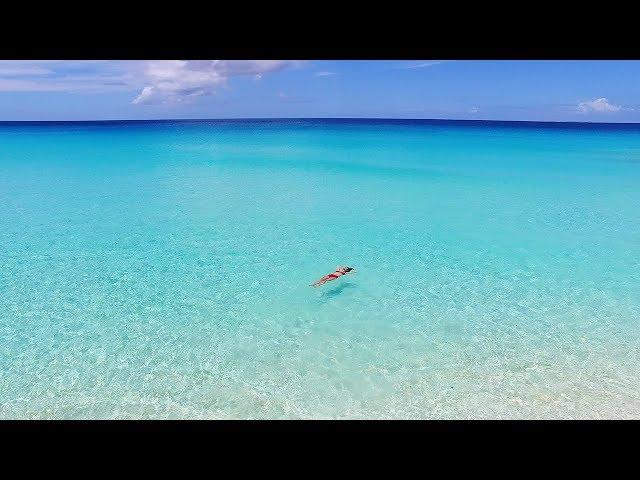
[1,119,639,419]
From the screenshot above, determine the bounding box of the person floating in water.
[310,266,355,287]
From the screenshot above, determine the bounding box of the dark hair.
[344,267,353,272]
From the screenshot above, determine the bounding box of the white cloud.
[315,71,336,77]
[132,60,303,105]
[131,86,154,105]
[577,98,622,113]
[396,61,442,69]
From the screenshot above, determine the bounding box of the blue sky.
[0,60,638,122]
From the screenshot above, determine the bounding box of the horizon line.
[1,117,640,126]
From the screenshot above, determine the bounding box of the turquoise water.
[1,119,639,419]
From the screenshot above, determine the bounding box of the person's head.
[343,266,353,272]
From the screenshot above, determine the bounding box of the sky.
[0,60,638,122]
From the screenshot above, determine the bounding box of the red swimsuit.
[322,270,346,282]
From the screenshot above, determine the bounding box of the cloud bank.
[132,60,302,104]
[0,60,301,104]
[577,98,622,113]
[0,61,136,93]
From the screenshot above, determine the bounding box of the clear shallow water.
[1,119,639,419]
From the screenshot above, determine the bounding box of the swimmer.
[310,266,355,287]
